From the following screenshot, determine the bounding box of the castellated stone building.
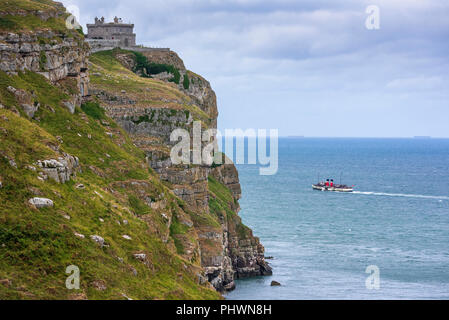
[86,16,136,49]
[85,16,169,54]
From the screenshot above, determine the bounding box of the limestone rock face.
[195,164,272,290]
[141,50,186,71]
[184,73,219,124]
[228,231,273,279]
[91,47,271,293]
[103,105,192,145]
[0,31,89,82]
[211,162,242,206]
[108,51,218,124]
[0,26,89,110]
[37,153,80,184]
[160,166,210,213]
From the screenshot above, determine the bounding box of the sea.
[224,138,449,299]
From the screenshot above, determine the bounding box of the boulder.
[29,197,54,208]
[8,158,17,168]
[62,101,75,114]
[133,253,146,262]
[91,280,107,291]
[90,235,105,247]
[21,103,39,118]
[270,280,281,286]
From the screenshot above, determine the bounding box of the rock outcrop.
[36,153,80,184]
[211,163,272,280]
[6,86,39,118]
[0,0,227,300]
[0,30,89,86]
[0,0,270,296]
[141,49,186,71]
[0,4,89,107]
[90,49,272,292]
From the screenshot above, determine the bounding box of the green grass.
[0,0,60,12]
[0,14,73,35]
[169,213,189,255]
[0,1,82,36]
[0,68,220,300]
[81,101,106,120]
[207,176,251,239]
[128,195,152,217]
[89,50,214,128]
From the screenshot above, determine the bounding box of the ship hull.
[312,184,353,192]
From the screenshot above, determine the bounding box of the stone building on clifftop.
[86,16,136,48]
[85,16,169,53]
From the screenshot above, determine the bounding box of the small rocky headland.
[0,0,271,299]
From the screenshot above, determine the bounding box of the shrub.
[183,74,190,90]
[76,26,84,36]
[39,51,47,71]
[131,51,181,84]
[168,68,181,84]
[132,51,149,75]
[0,17,16,29]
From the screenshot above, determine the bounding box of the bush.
[0,17,17,29]
[168,68,181,84]
[131,51,181,84]
[81,101,106,120]
[39,51,47,71]
[76,26,84,36]
[132,51,149,75]
[183,74,190,90]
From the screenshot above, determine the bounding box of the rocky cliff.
[89,48,272,292]
[0,0,270,299]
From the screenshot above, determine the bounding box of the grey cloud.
[63,0,449,137]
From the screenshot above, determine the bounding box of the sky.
[62,0,449,138]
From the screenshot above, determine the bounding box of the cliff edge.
[0,0,270,299]
[89,48,272,291]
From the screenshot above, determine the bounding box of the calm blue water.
[225,138,449,299]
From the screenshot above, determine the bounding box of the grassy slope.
[0,0,77,35]
[89,50,212,125]
[0,69,220,299]
[0,0,248,299]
